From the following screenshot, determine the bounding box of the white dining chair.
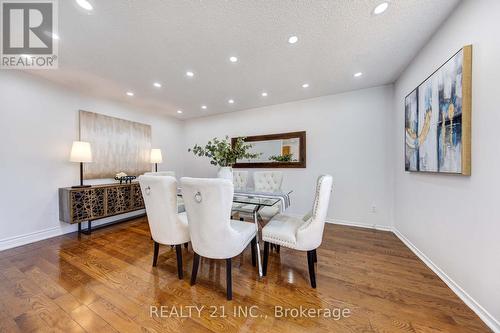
[143,171,185,213]
[261,174,333,288]
[231,170,249,218]
[181,177,257,300]
[254,171,283,192]
[233,171,248,190]
[139,175,190,279]
[253,171,284,221]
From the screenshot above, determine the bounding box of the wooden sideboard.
[59,182,145,234]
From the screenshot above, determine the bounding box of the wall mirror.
[232,131,306,168]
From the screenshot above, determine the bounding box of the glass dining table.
[177,189,292,278]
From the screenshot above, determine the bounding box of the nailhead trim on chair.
[262,235,301,249]
[312,175,324,219]
[299,175,326,231]
[263,235,294,244]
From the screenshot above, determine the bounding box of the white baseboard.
[0,210,146,252]
[393,228,500,333]
[326,218,393,232]
[0,225,74,251]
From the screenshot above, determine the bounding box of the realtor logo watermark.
[1,0,58,69]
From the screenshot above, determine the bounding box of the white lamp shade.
[150,148,163,163]
[70,141,92,163]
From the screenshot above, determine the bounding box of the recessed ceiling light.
[186,71,194,77]
[126,91,134,96]
[354,72,363,77]
[288,35,298,44]
[261,92,268,97]
[228,99,235,104]
[229,56,238,63]
[153,82,162,88]
[302,83,309,88]
[177,110,183,114]
[201,105,207,110]
[373,2,389,15]
[76,0,93,11]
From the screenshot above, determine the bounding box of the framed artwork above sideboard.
[79,110,152,179]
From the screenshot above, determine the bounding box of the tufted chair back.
[297,174,333,250]
[138,175,188,245]
[254,171,283,193]
[181,177,248,259]
[144,171,176,177]
[233,171,248,190]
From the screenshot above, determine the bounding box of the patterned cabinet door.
[71,188,105,223]
[131,183,145,210]
[106,186,132,215]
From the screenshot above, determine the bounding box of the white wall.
[393,0,500,329]
[183,85,394,229]
[0,71,184,249]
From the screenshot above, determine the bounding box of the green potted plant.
[188,136,260,180]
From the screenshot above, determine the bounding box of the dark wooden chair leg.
[307,250,316,288]
[152,242,159,267]
[175,245,183,279]
[190,253,200,285]
[263,242,269,276]
[184,242,189,249]
[226,258,232,300]
[313,249,317,263]
[276,245,280,253]
[250,237,256,267]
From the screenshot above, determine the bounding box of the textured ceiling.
[29,0,459,119]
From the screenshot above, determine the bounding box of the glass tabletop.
[177,189,291,207]
[232,195,280,207]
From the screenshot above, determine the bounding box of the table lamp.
[70,141,92,188]
[150,148,163,172]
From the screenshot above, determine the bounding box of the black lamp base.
[73,162,91,188]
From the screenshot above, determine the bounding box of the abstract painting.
[404,45,472,175]
[79,110,152,179]
[405,89,418,171]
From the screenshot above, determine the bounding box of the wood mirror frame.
[231,131,306,168]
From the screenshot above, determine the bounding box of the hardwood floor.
[0,218,491,332]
